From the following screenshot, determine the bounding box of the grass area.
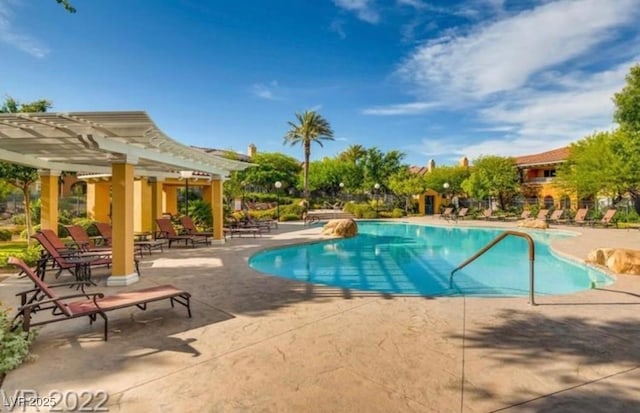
[0,241,40,270]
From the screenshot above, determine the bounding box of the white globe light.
[275,181,282,189]
[374,183,380,190]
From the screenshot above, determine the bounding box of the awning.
[0,111,250,177]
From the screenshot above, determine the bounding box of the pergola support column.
[38,169,60,235]
[86,181,111,223]
[107,159,139,286]
[164,186,178,216]
[203,179,225,244]
[150,178,164,234]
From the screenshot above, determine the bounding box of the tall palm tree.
[283,111,334,198]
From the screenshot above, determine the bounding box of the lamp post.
[443,182,450,207]
[339,182,344,204]
[180,171,194,216]
[374,183,380,218]
[275,181,282,221]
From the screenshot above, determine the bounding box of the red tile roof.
[409,166,429,176]
[513,147,570,167]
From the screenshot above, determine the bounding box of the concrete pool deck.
[1,217,640,412]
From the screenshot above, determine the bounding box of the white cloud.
[251,81,280,100]
[362,101,440,115]
[396,0,426,9]
[0,1,49,58]
[333,0,380,24]
[399,0,640,98]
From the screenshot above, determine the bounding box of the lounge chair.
[8,257,191,341]
[32,232,114,283]
[155,218,209,248]
[179,216,213,244]
[456,207,470,220]
[592,209,617,228]
[93,222,165,255]
[535,209,549,221]
[571,208,590,226]
[546,209,565,224]
[64,225,113,253]
[480,208,493,220]
[440,207,454,220]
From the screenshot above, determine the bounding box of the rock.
[321,219,358,238]
[517,219,549,230]
[586,248,640,275]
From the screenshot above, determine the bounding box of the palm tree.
[283,111,334,198]
[338,144,367,164]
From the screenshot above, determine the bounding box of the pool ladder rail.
[449,230,537,305]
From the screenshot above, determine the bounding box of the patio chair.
[546,209,565,224]
[440,207,454,220]
[479,208,493,220]
[155,218,209,248]
[94,222,165,255]
[8,257,191,341]
[39,228,82,257]
[535,209,549,221]
[179,216,213,244]
[64,225,113,253]
[32,232,113,282]
[571,208,590,226]
[456,207,470,219]
[592,209,617,228]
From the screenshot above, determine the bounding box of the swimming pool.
[249,221,613,297]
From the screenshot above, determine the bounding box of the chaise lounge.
[9,257,191,341]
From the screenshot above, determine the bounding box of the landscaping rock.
[322,219,358,238]
[586,248,640,275]
[517,219,549,230]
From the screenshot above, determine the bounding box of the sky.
[1,0,639,168]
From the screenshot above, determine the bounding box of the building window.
[560,195,571,209]
[544,196,554,209]
[543,169,556,178]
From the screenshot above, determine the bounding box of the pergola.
[0,111,250,285]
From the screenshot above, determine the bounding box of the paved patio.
[1,218,640,412]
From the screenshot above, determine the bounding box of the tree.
[423,165,471,199]
[388,168,427,213]
[613,64,640,133]
[462,156,520,210]
[237,152,301,192]
[338,144,367,164]
[0,97,52,243]
[307,157,361,196]
[283,111,334,198]
[361,147,405,192]
[55,0,76,13]
[555,131,620,200]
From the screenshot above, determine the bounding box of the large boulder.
[322,219,358,238]
[517,219,549,230]
[586,248,640,275]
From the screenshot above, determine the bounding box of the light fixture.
[275,181,282,221]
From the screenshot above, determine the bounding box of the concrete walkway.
[1,218,640,412]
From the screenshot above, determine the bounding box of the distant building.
[513,147,574,209]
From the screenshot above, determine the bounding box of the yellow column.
[164,185,178,216]
[133,178,152,232]
[108,161,138,286]
[203,179,224,242]
[86,181,110,222]
[39,170,60,235]
[150,178,164,231]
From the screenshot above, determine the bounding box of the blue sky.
[1,0,639,167]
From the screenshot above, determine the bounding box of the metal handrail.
[449,230,536,305]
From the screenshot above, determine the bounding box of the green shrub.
[11,214,25,225]
[391,208,405,218]
[187,200,213,229]
[279,203,305,218]
[279,213,300,222]
[0,305,37,375]
[10,225,25,235]
[344,203,376,218]
[0,245,43,268]
[0,229,12,241]
[250,209,277,220]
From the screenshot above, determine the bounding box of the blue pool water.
[249,221,613,297]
